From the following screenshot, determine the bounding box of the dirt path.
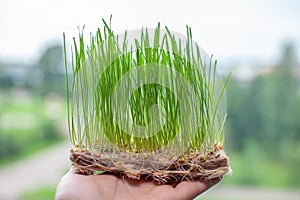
[0,141,70,200]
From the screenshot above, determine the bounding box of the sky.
[0,0,299,66]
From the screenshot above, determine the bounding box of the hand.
[55,168,221,200]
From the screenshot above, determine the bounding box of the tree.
[226,42,300,154]
[32,44,66,96]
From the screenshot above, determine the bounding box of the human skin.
[55,168,221,200]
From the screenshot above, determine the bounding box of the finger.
[175,178,222,200]
[204,177,223,188]
[55,169,101,200]
[175,181,207,200]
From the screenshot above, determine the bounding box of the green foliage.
[223,142,292,188]
[226,43,300,188]
[0,91,63,165]
[33,44,66,96]
[0,134,21,159]
[65,19,229,153]
[40,123,59,140]
[227,47,300,152]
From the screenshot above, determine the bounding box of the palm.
[55,169,220,200]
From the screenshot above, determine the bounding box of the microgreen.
[64,19,229,156]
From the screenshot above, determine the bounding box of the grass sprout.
[64,19,230,156]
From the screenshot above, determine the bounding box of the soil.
[70,145,231,184]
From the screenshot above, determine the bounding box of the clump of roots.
[70,146,231,184]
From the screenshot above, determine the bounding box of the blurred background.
[0,0,299,199]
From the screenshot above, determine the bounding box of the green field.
[0,89,66,166]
